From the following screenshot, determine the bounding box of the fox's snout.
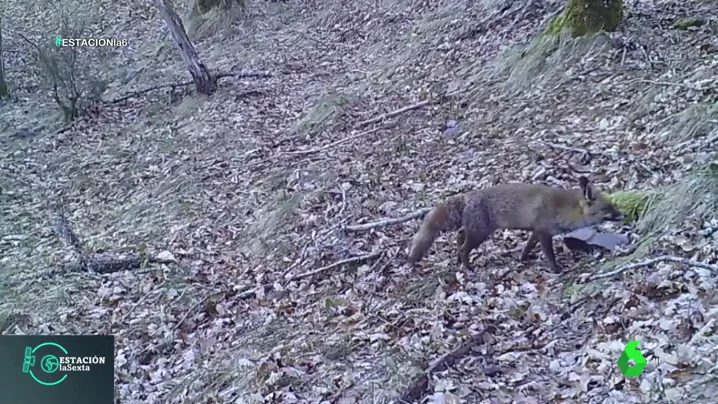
[605,208,625,221]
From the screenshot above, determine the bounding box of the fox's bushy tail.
[407,195,465,264]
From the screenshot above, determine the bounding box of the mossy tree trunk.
[195,0,243,14]
[547,0,623,36]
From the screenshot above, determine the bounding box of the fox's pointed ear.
[578,176,595,201]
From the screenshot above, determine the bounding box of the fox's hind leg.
[459,232,491,272]
[459,201,496,271]
[458,228,493,272]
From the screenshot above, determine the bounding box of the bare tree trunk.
[547,0,623,36]
[0,17,9,98]
[154,0,216,95]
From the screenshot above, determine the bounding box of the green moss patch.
[546,0,623,36]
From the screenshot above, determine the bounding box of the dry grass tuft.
[659,102,718,143]
[640,164,718,235]
[493,32,610,95]
[244,189,301,257]
[292,91,359,134]
[187,3,246,41]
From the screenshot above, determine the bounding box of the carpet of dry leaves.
[2,0,718,403]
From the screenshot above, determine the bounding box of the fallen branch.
[264,92,459,160]
[238,250,383,299]
[51,203,88,264]
[110,70,272,104]
[588,255,718,281]
[271,124,394,158]
[49,203,176,275]
[280,218,350,278]
[0,252,177,289]
[399,326,497,403]
[65,254,175,274]
[110,81,193,103]
[531,140,592,156]
[690,318,716,344]
[356,100,432,128]
[287,250,383,282]
[214,70,273,81]
[344,208,432,232]
[633,79,705,92]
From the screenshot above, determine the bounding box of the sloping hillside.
[1,0,717,402]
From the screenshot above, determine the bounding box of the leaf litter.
[1,0,718,403]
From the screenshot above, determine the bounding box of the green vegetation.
[546,0,623,36]
[672,17,706,30]
[195,0,244,14]
[607,191,651,223]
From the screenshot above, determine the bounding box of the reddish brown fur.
[406,177,623,272]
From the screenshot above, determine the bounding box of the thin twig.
[378,247,401,275]
[621,47,627,66]
[531,140,592,156]
[356,100,432,128]
[589,256,718,281]
[690,319,716,344]
[282,218,351,278]
[213,70,273,80]
[110,71,271,103]
[373,247,402,291]
[238,250,383,300]
[270,125,392,158]
[634,79,704,91]
[266,92,458,160]
[368,251,387,273]
[337,182,348,217]
[172,291,221,332]
[280,242,312,277]
[344,208,432,232]
[288,250,383,282]
[118,282,168,328]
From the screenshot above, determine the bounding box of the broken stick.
[344,208,431,232]
[287,250,383,281]
[237,250,383,300]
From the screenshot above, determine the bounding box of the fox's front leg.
[537,233,561,272]
[455,228,465,265]
[520,232,539,261]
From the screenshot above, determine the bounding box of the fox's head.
[578,176,624,223]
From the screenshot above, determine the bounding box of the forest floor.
[2,0,718,402]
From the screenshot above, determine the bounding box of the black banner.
[0,335,114,404]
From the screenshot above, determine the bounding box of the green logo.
[21,340,105,386]
[22,342,69,385]
[617,339,647,377]
[40,355,60,373]
[54,36,63,46]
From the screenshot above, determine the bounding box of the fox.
[406,177,624,272]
